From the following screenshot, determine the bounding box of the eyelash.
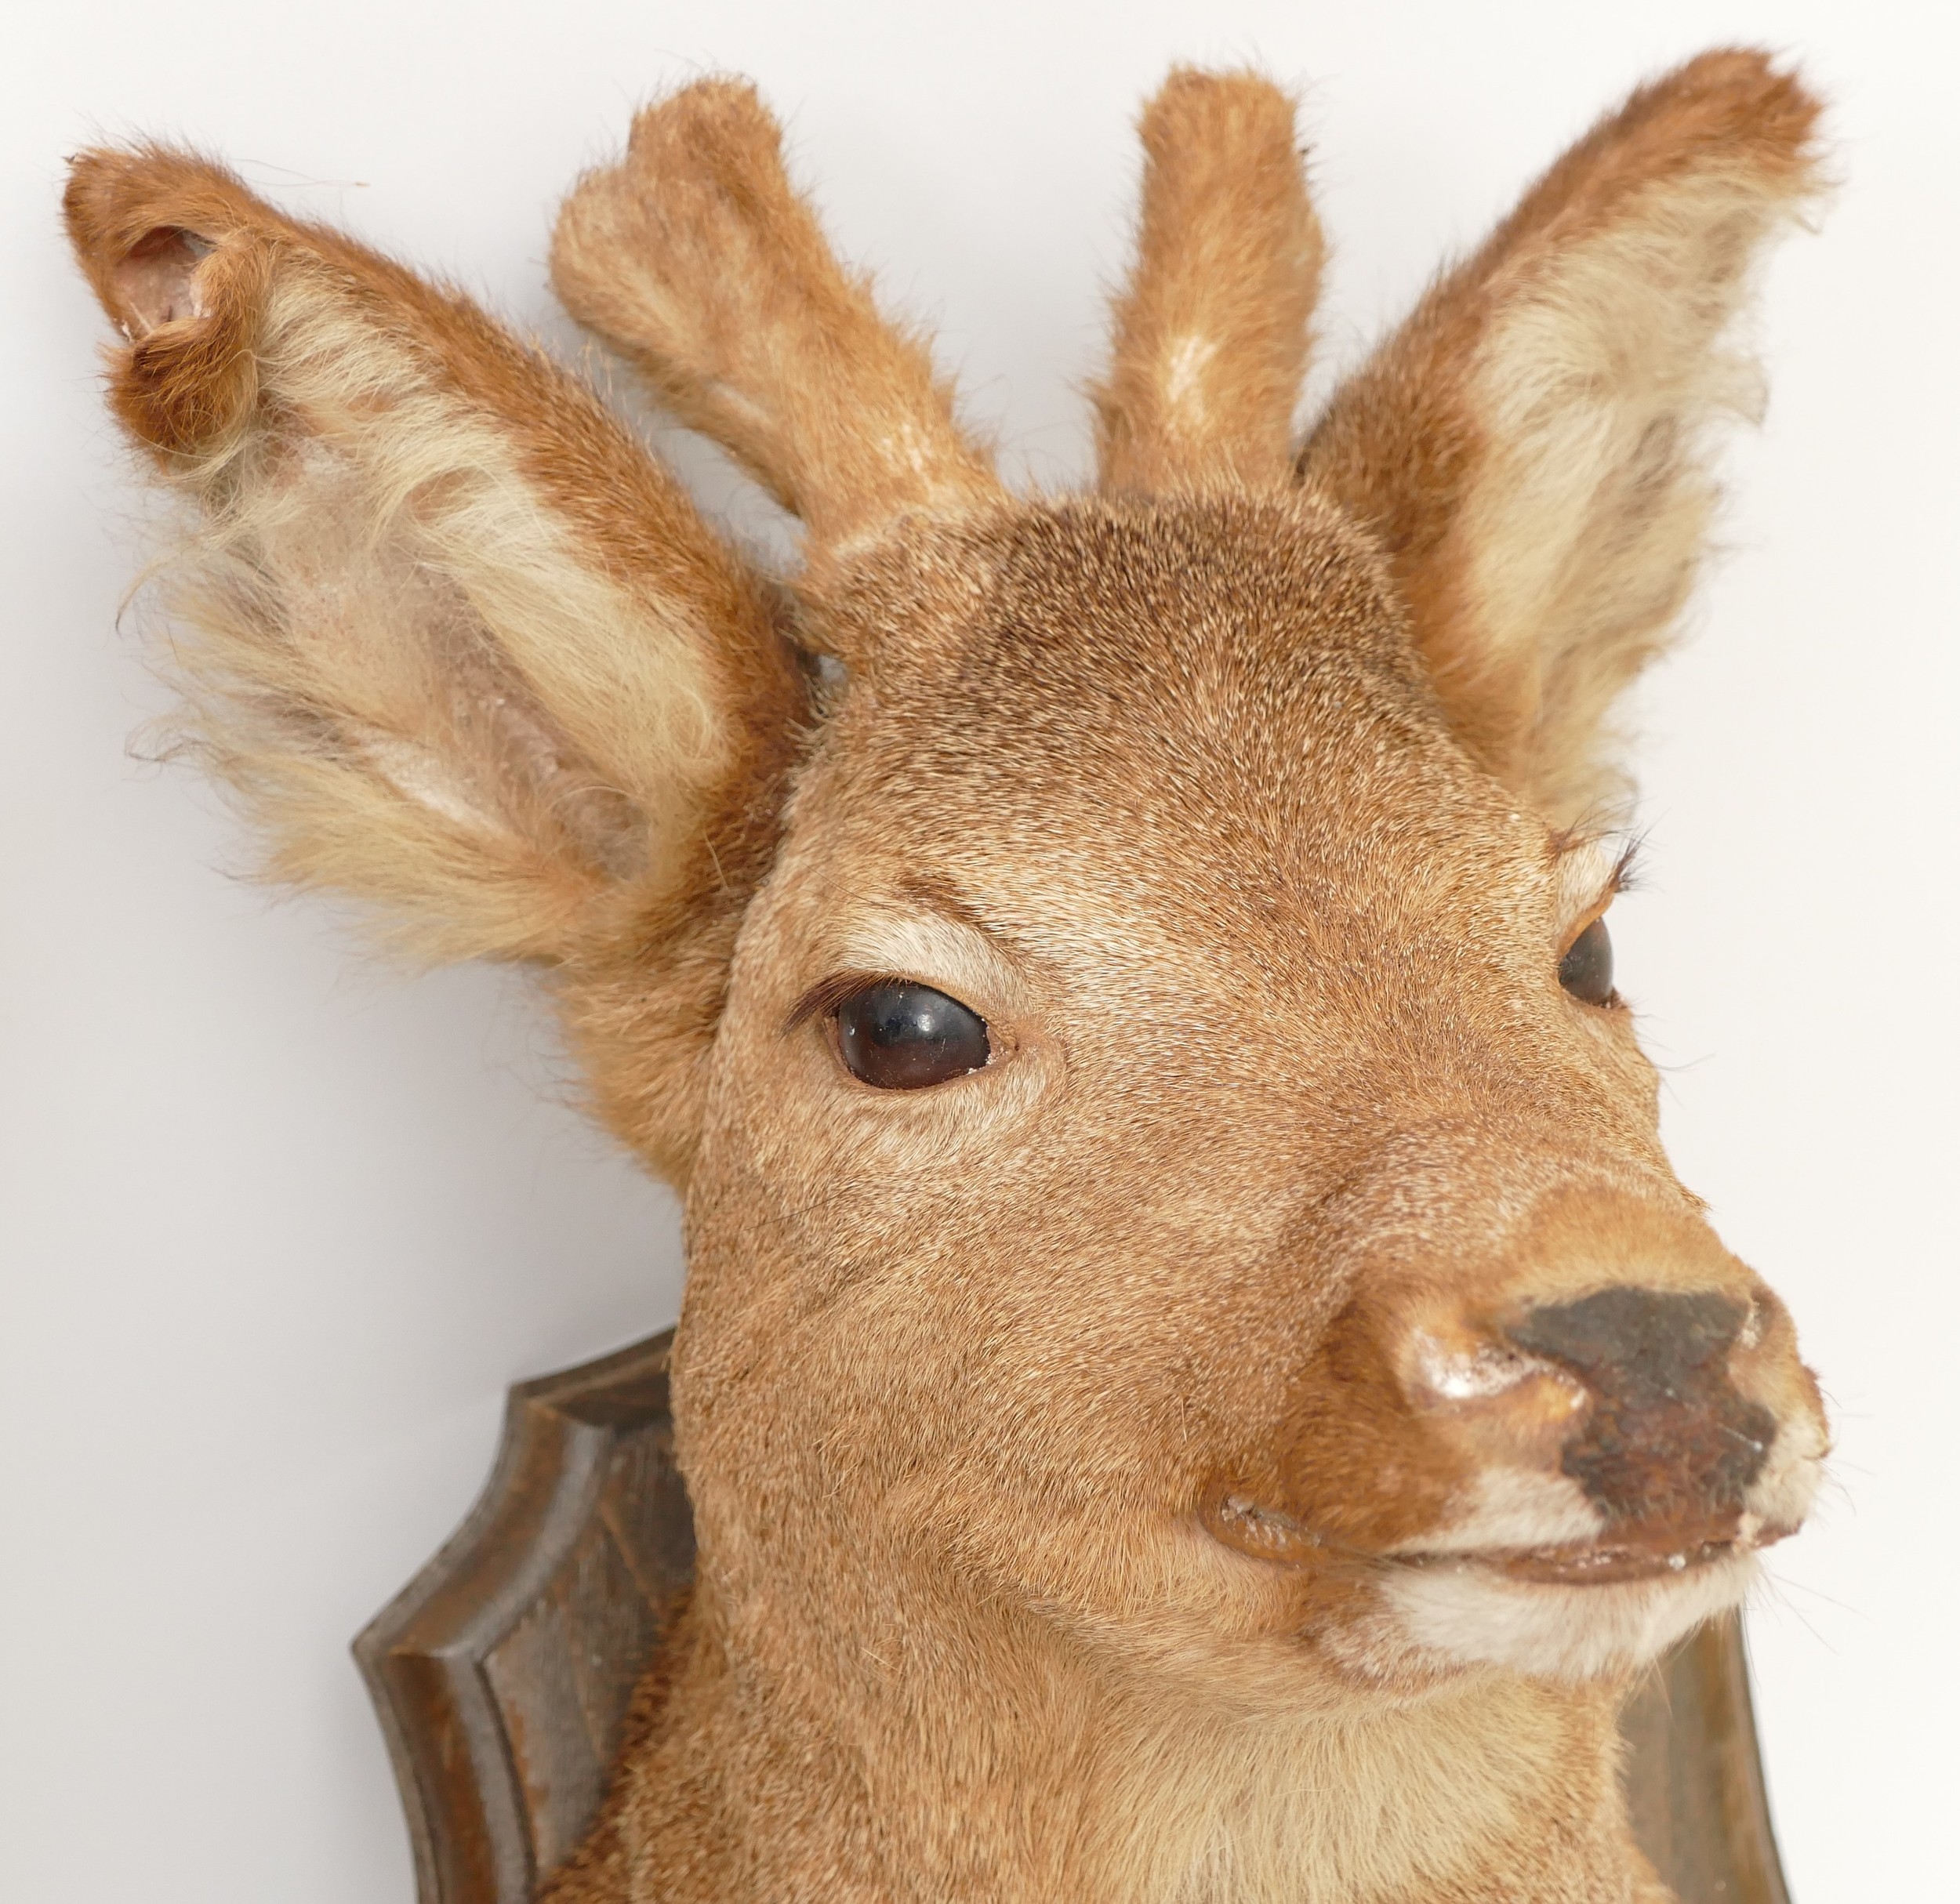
[786,969,915,1033]
[1554,832,1644,945]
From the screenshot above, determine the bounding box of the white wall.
[4,3,1953,1898]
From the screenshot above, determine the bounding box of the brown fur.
[1094,69,1325,494]
[64,49,1828,1904]
[62,144,807,1177]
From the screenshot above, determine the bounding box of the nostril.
[1404,1324,1590,1467]
[1737,1298,1766,1353]
[1409,1329,1551,1403]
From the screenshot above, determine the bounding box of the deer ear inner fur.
[64,144,808,1178]
[1300,48,1824,827]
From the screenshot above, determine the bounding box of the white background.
[5,3,1955,1899]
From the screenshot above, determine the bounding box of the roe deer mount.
[65,47,1828,1904]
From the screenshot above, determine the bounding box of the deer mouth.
[1203,1489,1796,1593]
[1394,1517,1797,1588]
[1373,1523,1776,1680]
[1410,1537,1740,1587]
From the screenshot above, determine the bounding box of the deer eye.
[1558,916,1616,1007]
[834,981,990,1090]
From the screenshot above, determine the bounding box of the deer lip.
[1398,1519,1797,1588]
[1203,1489,1798,1587]
[1474,1538,1740,1586]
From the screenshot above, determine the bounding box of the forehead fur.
[825,488,1415,695]
[808,489,1525,905]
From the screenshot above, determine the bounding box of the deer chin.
[1207,1477,1797,1681]
[1372,1540,1760,1681]
[1359,1464,1803,1678]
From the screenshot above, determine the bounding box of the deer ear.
[64,144,807,1180]
[1300,50,1824,825]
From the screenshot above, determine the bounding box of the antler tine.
[552,78,1000,565]
[1094,69,1324,495]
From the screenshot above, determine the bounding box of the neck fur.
[624,1581,1635,1904]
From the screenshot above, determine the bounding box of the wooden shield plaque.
[355,1331,1792,1904]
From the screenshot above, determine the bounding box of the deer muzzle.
[1398,1283,1818,1584]
[1203,1183,1828,1642]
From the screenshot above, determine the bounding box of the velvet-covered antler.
[552,79,1001,571]
[1094,70,1324,494]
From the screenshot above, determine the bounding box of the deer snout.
[1403,1282,1825,1575]
[1508,1288,1773,1529]
[1207,1184,1828,1677]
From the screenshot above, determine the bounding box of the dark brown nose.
[1505,1287,1777,1530]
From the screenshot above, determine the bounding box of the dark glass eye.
[834,981,990,1090]
[1558,916,1616,1006]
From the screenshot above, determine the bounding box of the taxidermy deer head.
[66,47,1827,1904]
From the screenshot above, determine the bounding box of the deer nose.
[1403,1284,1787,1543]
[1495,1286,1777,1530]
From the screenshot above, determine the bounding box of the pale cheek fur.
[1396,1467,1606,1556]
